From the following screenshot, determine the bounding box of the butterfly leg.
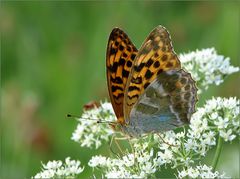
[109,134,121,158]
[110,136,137,158]
[115,136,134,155]
[115,137,137,164]
[156,133,178,147]
[127,138,135,154]
[109,135,129,157]
[126,137,137,165]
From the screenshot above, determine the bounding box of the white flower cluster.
[180,48,239,92]
[88,142,157,178]
[198,97,239,141]
[71,102,115,149]
[33,157,84,178]
[177,164,228,178]
[86,97,239,178]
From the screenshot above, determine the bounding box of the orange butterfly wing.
[124,26,181,122]
[106,28,138,124]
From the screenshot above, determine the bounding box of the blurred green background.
[1,1,239,178]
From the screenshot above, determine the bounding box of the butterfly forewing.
[106,28,138,124]
[124,26,181,122]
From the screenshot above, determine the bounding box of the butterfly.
[106,25,197,137]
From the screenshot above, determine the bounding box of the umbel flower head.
[33,157,84,179]
[71,101,115,149]
[177,164,228,178]
[33,47,239,178]
[180,48,239,93]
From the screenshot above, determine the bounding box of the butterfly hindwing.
[106,28,138,124]
[124,26,181,122]
[128,69,197,135]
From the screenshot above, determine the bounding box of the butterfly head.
[108,116,135,137]
[109,116,125,132]
[109,122,122,133]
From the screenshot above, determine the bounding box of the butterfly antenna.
[67,113,116,125]
[66,113,102,122]
[67,114,80,118]
[97,121,117,125]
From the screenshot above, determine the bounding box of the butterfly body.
[106,26,197,137]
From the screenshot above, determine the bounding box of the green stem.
[212,135,223,171]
